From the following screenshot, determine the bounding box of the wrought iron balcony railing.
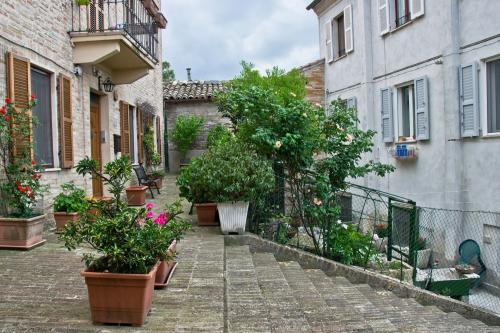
[70,0,160,64]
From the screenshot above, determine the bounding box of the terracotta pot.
[142,0,159,15]
[154,12,167,29]
[0,214,46,250]
[195,203,218,226]
[155,240,177,285]
[54,212,79,233]
[154,177,163,189]
[81,263,158,327]
[126,186,148,206]
[87,197,113,220]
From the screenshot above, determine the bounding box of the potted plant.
[149,152,165,188]
[53,183,88,233]
[125,186,148,206]
[146,201,191,287]
[59,206,180,326]
[176,155,218,226]
[0,97,48,250]
[416,236,431,269]
[170,115,204,167]
[185,140,274,234]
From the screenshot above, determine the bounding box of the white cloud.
[160,0,318,81]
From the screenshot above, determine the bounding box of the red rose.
[0,106,6,115]
[27,192,33,198]
[31,159,36,165]
[5,98,11,104]
[4,115,11,122]
[30,94,36,101]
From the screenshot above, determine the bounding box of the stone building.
[307,0,500,287]
[0,0,166,211]
[299,59,326,107]
[163,80,226,172]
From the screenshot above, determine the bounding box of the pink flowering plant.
[60,200,190,274]
[0,97,47,217]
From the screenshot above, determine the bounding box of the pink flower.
[145,202,154,210]
[136,218,145,226]
[154,212,167,226]
[146,211,154,219]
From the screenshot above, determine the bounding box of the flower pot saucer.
[0,239,46,250]
[154,261,178,289]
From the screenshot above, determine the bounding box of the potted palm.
[185,140,274,234]
[0,97,48,250]
[170,115,204,167]
[53,183,88,233]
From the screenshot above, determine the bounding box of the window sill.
[382,20,414,37]
[333,54,348,62]
[396,140,416,144]
[41,168,61,173]
[482,133,500,139]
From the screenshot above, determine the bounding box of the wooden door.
[90,96,103,197]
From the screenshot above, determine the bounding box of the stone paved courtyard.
[1,175,499,332]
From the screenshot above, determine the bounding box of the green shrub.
[207,124,233,149]
[325,222,375,267]
[177,140,275,203]
[171,115,204,158]
[53,183,88,213]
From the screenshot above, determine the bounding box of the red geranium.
[5,98,11,104]
[30,94,36,101]
[0,106,6,115]
[4,115,11,122]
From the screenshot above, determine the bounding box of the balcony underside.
[70,32,155,84]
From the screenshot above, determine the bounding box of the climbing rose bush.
[0,97,46,217]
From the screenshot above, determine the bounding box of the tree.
[162,61,175,81]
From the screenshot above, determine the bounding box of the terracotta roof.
[163,81,225,102]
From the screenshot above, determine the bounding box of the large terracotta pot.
[155,240,177,286]
[126,186,148,206]
[81,263,158,327]
[217,202,249,235]
[0,214,46,250]
[153,177,163,189]
[54,212,79,233]
[195,203,218,226]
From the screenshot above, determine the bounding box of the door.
[90,94,103,197]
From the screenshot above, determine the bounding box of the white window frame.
[394,83,416,142]
[482,55,500,136]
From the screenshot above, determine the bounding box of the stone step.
[225,246,272,333]
[304,269,399,333]
[252,252,313,333]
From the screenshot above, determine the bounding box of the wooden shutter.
[6,52,32,160]
[378,0,390,35]
[156,116,161,156]
[137,108,144,164]
[325,20,334,63]
[58,75,74,168]
[344,5,354,54]
[410,0,425,20]
[414,76,430,140]
[381,88,394,143]
[460,63,480,137]
[119,101,130,155]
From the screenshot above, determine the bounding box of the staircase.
[225,245,500,333]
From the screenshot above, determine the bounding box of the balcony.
[70,0,167,84]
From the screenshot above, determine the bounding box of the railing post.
[408,201,418,282]
[387,198,393,261]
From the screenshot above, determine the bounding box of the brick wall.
[0,0,163,217]
[165,100,229,172]
[299,59,325,107]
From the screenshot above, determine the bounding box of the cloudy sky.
[160,0,319,81]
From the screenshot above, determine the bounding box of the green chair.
[458,239,486,287]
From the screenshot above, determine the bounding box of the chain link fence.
[249,178,500,316]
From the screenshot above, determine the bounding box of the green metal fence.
[249,179,500,316]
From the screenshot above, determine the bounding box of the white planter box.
[217,202,249,235]
[416,248,432,269]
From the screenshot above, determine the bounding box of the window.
[395,0,410,27]
[325,5,353,62]
[487,59,500,133]
[397,84,415,140]
[31,68,54,168]
[336,14,346,57]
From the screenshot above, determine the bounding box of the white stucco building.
[308,0,500,212]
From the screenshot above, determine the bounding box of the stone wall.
[0,0,164,217]
[165,100,229,172]
[299,59,325,107]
